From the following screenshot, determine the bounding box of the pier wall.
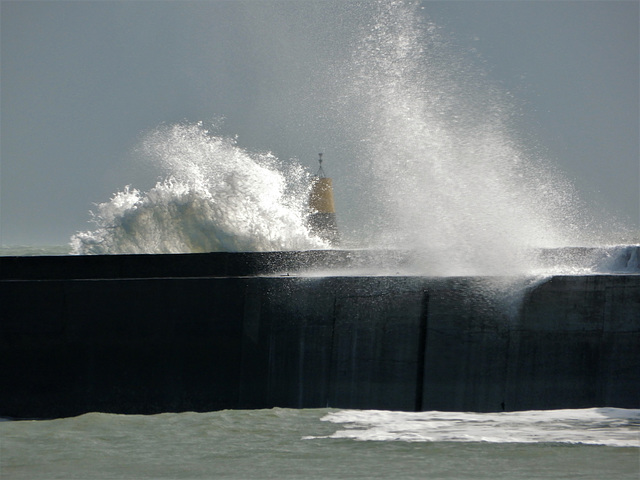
[1,253,638,418]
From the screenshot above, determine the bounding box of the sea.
[1,407,638,480]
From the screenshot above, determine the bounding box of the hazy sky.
[1,0,638,246]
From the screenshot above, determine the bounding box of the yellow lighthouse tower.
[308,153,340,246]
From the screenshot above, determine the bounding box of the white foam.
[305,408,640,447]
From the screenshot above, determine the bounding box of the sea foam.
[307,408,640,447]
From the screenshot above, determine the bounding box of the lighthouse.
[308,153,340,246]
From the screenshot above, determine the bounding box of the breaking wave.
[71,123,326,254]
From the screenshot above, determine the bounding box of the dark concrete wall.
[0,250,411,280]
[1,256,638,418]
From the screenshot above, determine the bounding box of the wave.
[5,407,637,448]
[71,123,327,255]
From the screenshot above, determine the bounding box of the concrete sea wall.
[1,252,638,418]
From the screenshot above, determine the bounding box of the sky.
[1,0,638,246]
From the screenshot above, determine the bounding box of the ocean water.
[0,245,72,256]
[2,408,638,480]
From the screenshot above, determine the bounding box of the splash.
[72,0,633,268]
[321,0,623,276]
[71,123,326,254]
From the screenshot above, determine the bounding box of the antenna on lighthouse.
[317,153,326,178]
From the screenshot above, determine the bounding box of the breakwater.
[1,251,638,419]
